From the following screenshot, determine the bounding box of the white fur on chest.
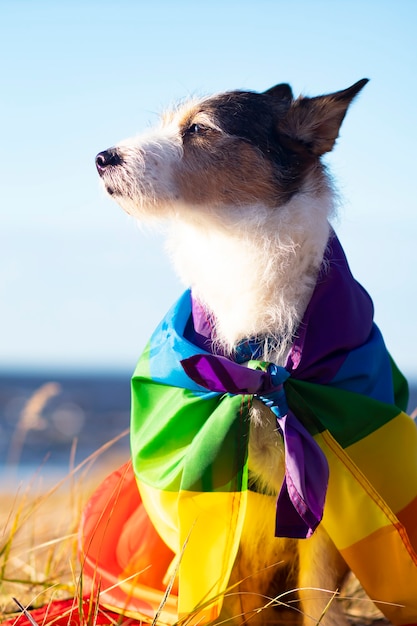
[167,186,333,363]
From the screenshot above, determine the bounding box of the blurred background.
[1,0,416,486]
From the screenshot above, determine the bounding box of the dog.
[95,79,370,625]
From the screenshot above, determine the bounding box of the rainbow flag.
[130,234,417,625]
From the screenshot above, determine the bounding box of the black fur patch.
[197,90,307,198]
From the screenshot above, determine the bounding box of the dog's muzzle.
[95,148,122,176]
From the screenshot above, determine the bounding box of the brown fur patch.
[177,136,283,207]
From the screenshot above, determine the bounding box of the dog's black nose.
[95,148,122,174]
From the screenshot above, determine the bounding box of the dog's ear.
[264,83,294,105]
[278,78,369,156]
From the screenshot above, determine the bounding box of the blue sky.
[1,0,417,377]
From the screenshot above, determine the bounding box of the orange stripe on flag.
[397,495,417,552]
[341,523,417,625]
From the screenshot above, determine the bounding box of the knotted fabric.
[181,353,328,538]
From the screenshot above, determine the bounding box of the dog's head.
[96,79,368,221]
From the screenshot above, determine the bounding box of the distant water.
[1,371,416,489]
[0,371,132,488]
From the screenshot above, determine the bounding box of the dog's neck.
[167,188,333,364]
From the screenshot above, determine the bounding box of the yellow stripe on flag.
[138,482,248,623]
[317,430,398,550]
[345,412,417,515]
[316,429,417,625]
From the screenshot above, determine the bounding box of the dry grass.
[0,432,130,624]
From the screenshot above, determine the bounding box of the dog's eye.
[186,123,207,135]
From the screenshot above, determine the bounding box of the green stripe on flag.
[131,378,250,493]
[287,379,402,448]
